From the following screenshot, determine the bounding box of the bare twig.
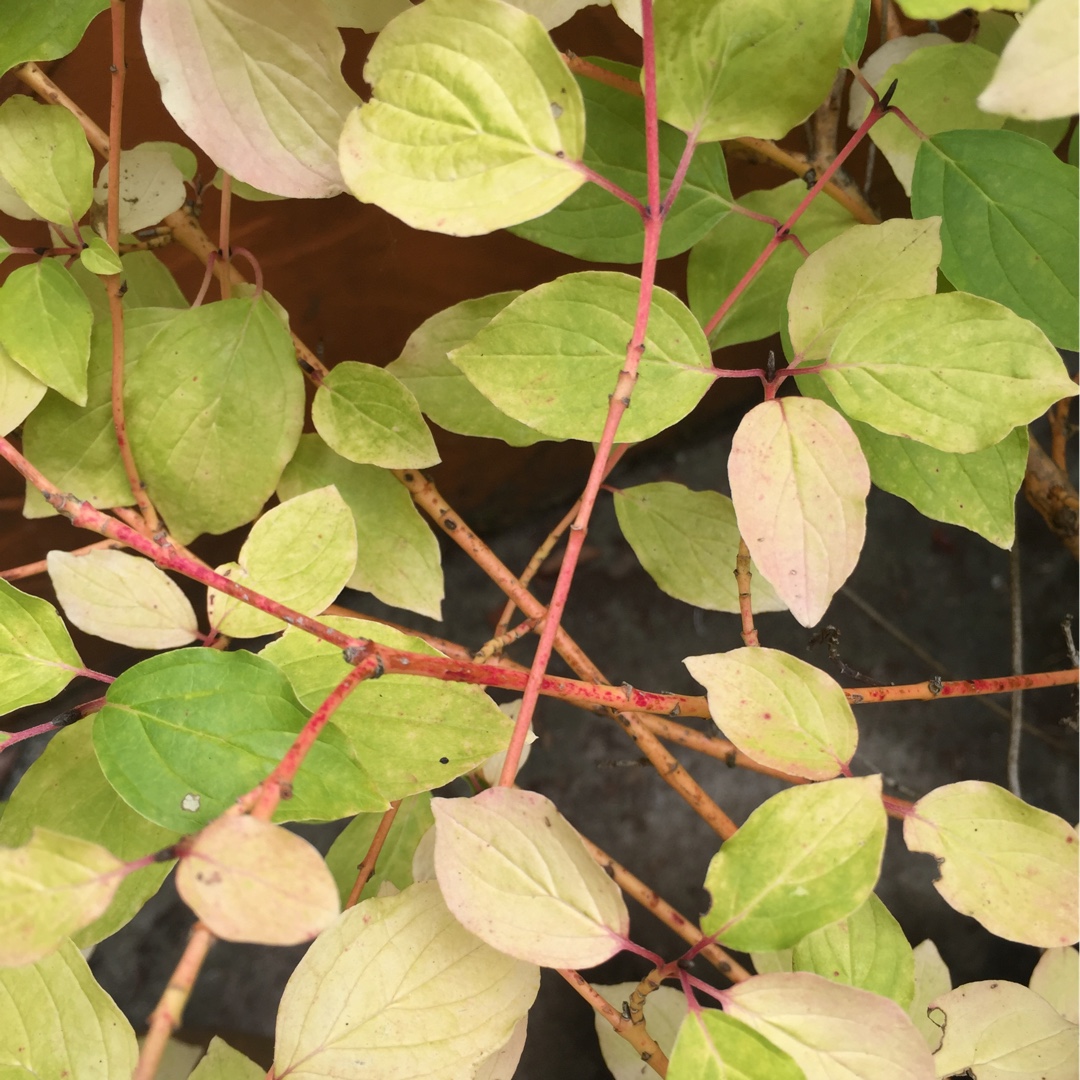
[735,538,759,647]
[1024,431,1079,559]
[1008,536,1023,798]
[345,800,402,908]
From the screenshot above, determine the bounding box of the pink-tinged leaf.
[729,397,869,627]
[175,815,340,945]
[433,787,629,969]
[685,647,857,781]
[141,0,360,198]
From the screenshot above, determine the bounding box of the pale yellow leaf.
[1029,946,1079,1025]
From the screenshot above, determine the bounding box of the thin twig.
[0,539,123,581]
[1008,536,1023,798]
[218,172,233,300]
[735,538,759,647]
[345,800,401,908]
[1023,431,1079,559]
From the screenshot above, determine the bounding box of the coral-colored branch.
[0,539,123,581]
[133,924,216,1080]
[345,800,402,909]
[571,160,647,215]
[845,668,1080,704]
[218,171,233,300]
[499,0,664,789]
[735,538,759,647]
[703,101,888,340]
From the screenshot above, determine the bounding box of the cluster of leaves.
[0,0,1077,1078]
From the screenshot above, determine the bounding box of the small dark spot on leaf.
[439,756,449,764]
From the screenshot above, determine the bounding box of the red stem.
[498,0,664,787]
[703,101,886,340]
[344,800,402,909]
[571,161,647,215]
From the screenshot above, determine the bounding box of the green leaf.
[141,0,359,198]
[980,0,1077,124]
[0,0,108,75]
[702,775,887,951]
[791,894,915,1008]
[723,971,934,1080]
[840,0,872,67]
[338,0,586,236]
[176,816,340,945]
[897,0,1029,20]
[653,0,855,142]
[908,940,952,1048]
[93,147,187,234]
[210,169,289,202]
[0,578,83,718]
[47,548,200,650]
[0,828,124,966]
[79,235,123,276]
[21,310,177,520]
[325,0,412,31]
[312,362,440,470]
[612,482,786,614]
[207,487,357,638]
[94,648,387,833]
[385,291,549,447]
[911,129,1079,350]
[0,260,93,405]
[728,398,870,628]
[668,1009,806,1080]
[797,380,1028,549]
[863,43,1004,195]
[903,781,1078,948]
[595,983,688,1079]
[1030,947,1079,1025]
[0,340,47,437]
[819,293,1078,453]
[274,882,539,1078]
[788,218,941,362]
[119,251,189,309]
[684,647,858,781]
[262,617,513,801]
[930,980,1078,1080]
[509,66,733,263]
[0,96,94,222]
[432,787,629,968]
[325,793,434,906]
[125,295,305,544]
[451,271,713,442]
[688,180,856,348]
[189,1037,264,1080]
[0,717,178,949]
[278,434,444,620]
[0,939,138,1077]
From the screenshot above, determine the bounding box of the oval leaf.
[0,717,178,949]
[668,1009,806,1080]
[0,96,94,222]
[728,397,870,628]
[613,482,786,614]
[0,828,124,966]
[903,780,1078,948]
[176,815,340,945]
[788,218,942,362]
[79,235,123,277]
[48,548,199,650]
[702,775,887,951]
[141,0,358,198]
[0,340,46,437]
[911,129,1078,350]
[125,295,305,544]
[820,293,1078,453]
[0,1,110,75]
[385,291,549,447]
[433,787,630,968]
[93,146,186,235]
[207,486,357,638]
[189,1036,265,1080]
[274,881,539,1078]
[653,0,855,142]
[684,647,857,781]
[792,893,915,1008]
[94,648,387,833]
[977,0,1078,121]
[451,271,713,442]
[312,362,440,470]
[0,260,93,405]
[339,0,585,235]
[723,971,935,1080]
[278,433,444,619]
[0,939,137,1077]
[0,577,83,718]
[908,939,952,1049]
[930,980,1079,1080]
[1030,947,1079,1025]
[261,617,513,801]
